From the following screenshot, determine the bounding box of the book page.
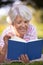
[9,36,43,43]
[27,39,43,43]
[9,36,26,42]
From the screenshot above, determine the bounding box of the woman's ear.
[6,16,12,24]
[12,22,14,26]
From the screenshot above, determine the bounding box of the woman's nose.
[21,22,25,27]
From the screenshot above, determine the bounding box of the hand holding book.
[7,37,43,61]
[19,54,29,63]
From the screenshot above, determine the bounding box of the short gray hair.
[7,1,32,24]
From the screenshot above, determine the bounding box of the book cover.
[7,39,43,60]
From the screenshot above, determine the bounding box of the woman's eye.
[24,21,27,23]
[16,21,21,24]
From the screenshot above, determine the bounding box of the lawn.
[0,61,43,65]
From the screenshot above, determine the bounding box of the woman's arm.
[0,34,12,63]
[0,44,7,63]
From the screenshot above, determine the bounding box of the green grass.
[1,61,43,65]
[41,48,43,54]
[29,61,43,65]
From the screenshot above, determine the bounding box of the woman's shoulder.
[24,24,37,41]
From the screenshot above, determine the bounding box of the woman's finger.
[24,54,30,62]
[19,54,28,63]
[3,35,11,41]
[20,54,25,61]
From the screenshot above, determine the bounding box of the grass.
[1,61,43,65]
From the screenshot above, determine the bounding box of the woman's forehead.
[15,15,27,21]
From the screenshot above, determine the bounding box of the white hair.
[7,1,32,24]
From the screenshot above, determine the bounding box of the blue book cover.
[7,39,43,60]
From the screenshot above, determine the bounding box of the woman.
[0,1,37,63]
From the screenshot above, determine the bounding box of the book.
[7,37,43,60]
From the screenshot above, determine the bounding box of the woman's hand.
[2,32,14,56]
[0,33,14,63]
[19,54,29,63]
[0,46,5,63]
[3,32,14,45]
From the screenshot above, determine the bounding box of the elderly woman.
[0,1,37,63]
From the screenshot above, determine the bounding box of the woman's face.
[13,16,29,37]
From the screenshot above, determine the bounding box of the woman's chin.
[20,32,26,36]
